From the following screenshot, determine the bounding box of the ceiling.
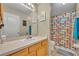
[50,3,76,16]
[3,3,76,17]
[3,3,33,16]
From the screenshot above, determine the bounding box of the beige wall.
[32,4,51,36]
[76,4,79,16]
[37,4,50,36]
[31,3,51,49]
[31,4,38,36]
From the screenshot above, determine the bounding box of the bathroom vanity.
[0,36,48,56]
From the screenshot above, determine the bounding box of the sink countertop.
[0,36,47,56]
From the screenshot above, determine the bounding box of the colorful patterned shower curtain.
[50,12,76,48]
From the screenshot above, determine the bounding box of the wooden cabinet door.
[37,47,46,56]
[0,3,2,16]
[28,42,41,56]
[41,39,48,56]
[28,51,36,56]
[42,39,48,46]
[29,42,41,53]
[0,4,3,22]
[0,3,4,29]
[44,46,48,56]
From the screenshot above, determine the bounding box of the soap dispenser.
[29,24,32,38]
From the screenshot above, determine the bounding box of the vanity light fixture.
[62,3,66,5]
[61,0,66,5]
[28,3,31,6]
[27,3,34,8]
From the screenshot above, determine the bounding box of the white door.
[3,13,20,37]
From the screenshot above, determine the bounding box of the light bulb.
[62,3,66,5]
[28,3,31,5]
[31,5,34,8]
